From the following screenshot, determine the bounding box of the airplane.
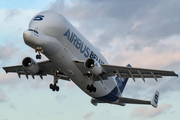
[3,10,178,108]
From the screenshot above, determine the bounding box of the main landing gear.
[86,74,97,93]
[87,85,96,92]
[49,71,60,92]
[35,47,43,59]
[49,83,59,91]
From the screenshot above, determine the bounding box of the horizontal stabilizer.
[119,90,160,108]
[91,98,105,106]
[119,97,151,105]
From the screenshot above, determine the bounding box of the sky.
[0,0,180,120]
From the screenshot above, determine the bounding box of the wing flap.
[115,74,163,79]
[3,65,47,79]
[102,64,178,76]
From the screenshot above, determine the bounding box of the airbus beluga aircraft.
[3,10,178,108]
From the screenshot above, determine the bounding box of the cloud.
[0,72,19,86]
[5,9,21,21]
[24,77,51,89]
[0,90,7,103]
[9,103,16,109]
[0,8,39,36]
[0,8,41,65]
[109,36,180,98]
[55,94,67,103]
[83,111,94,119]
[0,44,19,63]
[66,81,77,88]
[106,36,180,68]
[46,0,180,63]
[131,103,172,118]
[47,0,180,49]
[46,0,66,12]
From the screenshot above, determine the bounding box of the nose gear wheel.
[35,47,43,59]
[36,54,42,59]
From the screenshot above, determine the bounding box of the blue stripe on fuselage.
[95,86,120,103]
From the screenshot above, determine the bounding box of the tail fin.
[151,90,160,108]
[115,64,132,93]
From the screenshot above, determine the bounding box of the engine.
[22,57,40,74]
[84,58,103,76]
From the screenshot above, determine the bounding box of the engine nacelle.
[22,57,39,74]
[84,58,103,76]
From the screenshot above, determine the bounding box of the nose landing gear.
[35,47,43,59]
[36,54,42,59]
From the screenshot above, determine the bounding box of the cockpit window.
[34,30,38,34]
[28,29,39,34]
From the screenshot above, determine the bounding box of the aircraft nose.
[23,30,31,40]
[23,30,36,47]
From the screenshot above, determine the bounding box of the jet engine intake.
[22,57,39,74]
[84,58,103,76]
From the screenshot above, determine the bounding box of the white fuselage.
[23,10,121,104]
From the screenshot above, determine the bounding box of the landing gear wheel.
[49,84,53,89]
[89,89,92,92]
[49,84,60,92]
[36,54,39,59]
[39,54,42,59]
[87,85,90,90]
[56,86,59,91]
[92,87,96,92]
[36,54,42,59]
[87,85,96,93]
[52,87,56,91]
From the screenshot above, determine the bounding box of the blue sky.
[0,0,180,120]
[0,0,54,9]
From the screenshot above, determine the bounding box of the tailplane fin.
[151,90,160,108]
[115,64,132,93]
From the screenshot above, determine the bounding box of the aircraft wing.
[3,60,69,80]
[74,60,178,82]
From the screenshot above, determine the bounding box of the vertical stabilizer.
[151,90,160,108]
[115,64,132,93]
